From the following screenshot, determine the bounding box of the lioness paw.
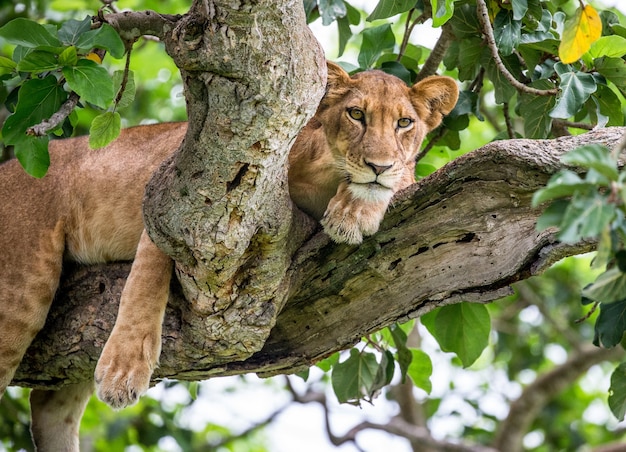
[321,192,388,244]
[95,334,158,409]
[321,213,364,244]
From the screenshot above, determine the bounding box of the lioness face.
[317,63,459,204]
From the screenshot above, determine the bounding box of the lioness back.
[0,121,186,393]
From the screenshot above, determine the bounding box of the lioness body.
[0,63,457,450]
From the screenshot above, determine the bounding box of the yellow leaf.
[85,52,102,64]
[559,4,602,64]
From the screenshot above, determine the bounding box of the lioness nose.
[365,160,393,175]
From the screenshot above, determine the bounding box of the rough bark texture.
[13,127,624,389]
[142,0,326,366]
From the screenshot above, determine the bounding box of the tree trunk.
[13,127,624,389]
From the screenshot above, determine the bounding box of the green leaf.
[16,50,60,73]
[2,76,67,145]
[609,362,626,421]
[62,59,114,108]
[75,24,125,59]
[331,349,384,404]
[58,45,78,66]
[456,37,483,81]
[89,111,121,149]
[493,10,521,56]
[318,0,347,26]
[592,84,624,127]
[316,352,339,372]
[593,299,626,348]
[484,50,519,104]
[380,61,412,85]
[431,0,455,27]
[558,191,615,244]
[550,63,597,119]
[583,268,626,304]
[595,56,626,89]
[388,324,411,382]
[448,4,480,39]
[58,16,92,45]
[421,303,491,368]
[588,35,626,59]
[14,135,50,178]
[336,3,360,58]
[512,0,528,21]
[406,349,433,394]
[0,55,17,74]
[536,199,568,231]
[0,18,61,48]
[518,80,556,138]
[368,0,416,21]
[560,144,618,181]
[358,24,396,69]
[532,170,594,206]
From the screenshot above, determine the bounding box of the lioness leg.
[30,380,95,452]
[0,222,65,396]
[95,230,172,408]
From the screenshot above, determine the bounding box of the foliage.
[2,0,626,450]
[533,139,626,420]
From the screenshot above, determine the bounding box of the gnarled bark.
[13,127,624,389]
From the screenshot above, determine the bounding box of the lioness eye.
[398,118,413,128]
[348,108,365,122]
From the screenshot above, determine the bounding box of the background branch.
[492,345,625,451]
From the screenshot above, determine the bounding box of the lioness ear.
[411,76,459,131]
[326,61,351,88]
[320,61,353,105]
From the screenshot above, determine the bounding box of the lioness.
[0,62,457,450]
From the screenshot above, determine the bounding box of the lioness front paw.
[321,194,387,244]
[95,333,158,409]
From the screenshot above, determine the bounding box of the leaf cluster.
[533,142,626,420]
[0,16,132,177]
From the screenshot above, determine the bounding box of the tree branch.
[475,0,558,96]
[101,10,182,42]
[416,23,454,81]
[26,92,80,137]
[492,345,625,452]
[12,127,625,389]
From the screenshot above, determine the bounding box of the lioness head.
[316,62,459,204]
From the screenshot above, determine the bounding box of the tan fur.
[289,62,459,244]
[0,62,457,451]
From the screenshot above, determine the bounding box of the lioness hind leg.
[30,380,95,452]
[95,230,172,409]
[0,222,65,396]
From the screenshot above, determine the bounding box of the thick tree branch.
[12,127,625,389]
[101,10,181,41]
[416,23,453,81]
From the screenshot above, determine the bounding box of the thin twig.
[553,119,594,131]
[114,45,133,107]
[503,102,515,139]
[27,92,80,137]
[416,127,445,164]
[397,10,427,62]
[475,0,558,96]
